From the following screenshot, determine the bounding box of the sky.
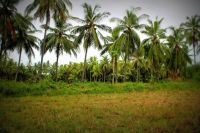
[10,0,200,65]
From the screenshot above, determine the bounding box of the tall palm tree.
[167,27,191,79]
[110,7,148,82]
[25,0,72,77]
[12,15,39,81]
[44,20,78,82]
[0,0,21,62]
[181,15,200,64]
[142,18,167,81]
[71,3,111,81]
[101,28,121,83]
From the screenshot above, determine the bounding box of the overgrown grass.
[0,80,199,96]
[0,90,200,133]
[0,80,200,132]
[0,80,57,96]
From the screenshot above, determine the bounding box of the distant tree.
[132,48,145,82]
[110,7,148,82]
[101,28,121,83]
[13,15,39,81]
[142,18,167,81]
[44,20,78,82]
[25,0,72,77]
[167,27,191,79]
[89,57,101,82]
[100,56,110,82]
[0,58,17,80]
[181,15,200,64]
[71,3,111,81]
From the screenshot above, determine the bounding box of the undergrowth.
[0,80,199,96]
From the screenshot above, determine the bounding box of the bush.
[185,64,200,81]
[0,80,57,96]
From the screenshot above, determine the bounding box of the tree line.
[0,0,200,83]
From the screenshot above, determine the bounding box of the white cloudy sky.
[10,0,200,65]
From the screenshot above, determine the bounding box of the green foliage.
[181,15,200,64]
[0,0,199,83]
[142,18,167,81]
[185,64,200,81]
[0,80,199,97]
[166,27,192,79]
[0,80,56,96]
[71,3,111,81]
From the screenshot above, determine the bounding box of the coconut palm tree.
[0,0,21,62]
[13,15,39,81]
[167,27,191,79]
[110,7,148,82]
[25,0,72,77]
[71,3,111,81]
[142,18,167,81]
[132,48,145,82]
[44,20,78,82]
[100,56,110,82]
[89,57,101,82]
[181,15,200,64]
[101,28,121,83]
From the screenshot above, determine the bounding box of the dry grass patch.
[0,90,200,133]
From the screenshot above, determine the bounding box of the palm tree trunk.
[193,42,196,64]
[137,65,139,82]
[0,26,7,64]
[175,48,178,79]
[55,46,60,82]
[0,39,3,62]
[150,58,155,82]
[39,10,50,78]
[0,39,8,64]
[0,45,3,63]
[112,57,115,84]
[82,46,88,81]
[150,69,153,82]
[123,57,127,82]
[103,72,106,82]
[90,72,91,82]
[15,45,22,81]
[115,56,118,83]
[39,28,47,78]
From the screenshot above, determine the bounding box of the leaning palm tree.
[0,0,21,62]
[142,18,167,81]
[12,15,39,81]
[110,7,148,82]
[181,15,200,64]
[71,3,111,81]
[25,0,72,77]
[167,27,191,79]
[44,20,78,82]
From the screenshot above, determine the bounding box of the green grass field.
[0,81,200,133]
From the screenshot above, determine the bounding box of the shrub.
[185,64,200,81]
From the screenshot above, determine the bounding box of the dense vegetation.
[0,80,199,97]
[1,1,200,132]
[0,0,200,83]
